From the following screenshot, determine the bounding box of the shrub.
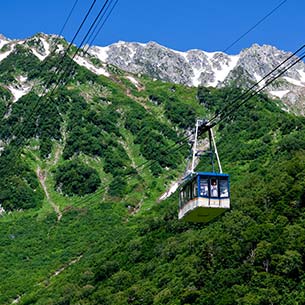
[55,160,101,196]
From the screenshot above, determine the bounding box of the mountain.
[1,33,305,113]
[0,32,202,213]
[89,41,305,114]
[0,33,305,304]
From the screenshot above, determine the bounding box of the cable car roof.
[196,171,229,177]
[180,171,230,189]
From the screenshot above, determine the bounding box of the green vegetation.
[54,160,101,196]
[0,44,40,84]
[0,45,305,304]
[0,85,13,103]
[0,147,43,211]
[124,102,186,175]
[0,86,12,118]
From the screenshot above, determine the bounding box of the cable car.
[179,172,230,222]
[178,120,230,222]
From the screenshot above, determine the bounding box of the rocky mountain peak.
[89,41,305,114]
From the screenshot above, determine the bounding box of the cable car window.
[193,180,198,198]
[199,178,209,197]
[183,187,187,202]
[210,178,218,198]
[187,184,191,201]
[183,188,187,204]
[219,179,229,198]
[179,191,184,207]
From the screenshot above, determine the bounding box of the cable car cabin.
[179,172,230,222]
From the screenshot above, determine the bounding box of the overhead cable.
[208,44,305,126]
[223,0,288,53]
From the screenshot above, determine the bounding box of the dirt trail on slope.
[37,167,62,221]
[51,254,83,279]
[53,127,66,165]
[53,146,61,165]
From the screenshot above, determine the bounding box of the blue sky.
[0,0,303,54]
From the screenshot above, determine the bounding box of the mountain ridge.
[89,40,305,114]
[0,33,305,113]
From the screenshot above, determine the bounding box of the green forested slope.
[0,47,305,304]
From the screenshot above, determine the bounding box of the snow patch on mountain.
[270,90,290,99]
[208,54,240,87]
[184,49,240,87]
[26,34,53,61]
[192,68,204,87]
[0,35,13,62]
[297,69,305,83]
[254,72,262,83]
[253,72,266,88]
[74,55,109,77]
[31,48,46,61]
[0,40,7,49]
[41,37,51,57]
[8,84,31,102]
[19,75,27,82]
[0,48,12,62]
[8,76,32,102]
[89,46,109,62]
[283,76,304,87]
[0,34,10,48]
[126,76,139,86]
